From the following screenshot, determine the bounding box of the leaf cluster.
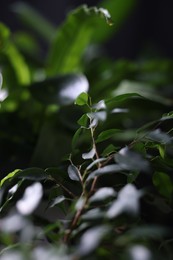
[1,1,173,259]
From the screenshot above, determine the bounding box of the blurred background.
[1,0,173,59]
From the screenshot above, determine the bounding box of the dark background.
[1,0,173,59]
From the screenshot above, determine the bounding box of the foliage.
[1,1,173,259]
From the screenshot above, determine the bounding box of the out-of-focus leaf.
[0,23,30,85]
[86,158,107,171]
[102,144,117,156]
[127,245,152,260]
[94,0,136,42]
[16,182,43,215]
[92,100,106,110]
[47,5,112,75]
[77,225,110,256]
[105,93,143,109]
[106,184,142,218]
[0,213,27,233]
[146,129,172,144]
[113,80,172,105]
[77,114,89,127]
[153,172,173,199]
[86,164,122,183]
[0,169,21,187]
[75,92,89,106]
[12,2,55,41]
[89,187,116,203]
[81,208,104,220]
[49,195,66,208]
[82,147,95,160]
[111,108,129,113]
[114,147,150,172]
[16,168,47,181]
[30,74,89,105]
[72,128,83,150]
[0,72,2,88]
[96,129,121,143]
[68,165,81,182]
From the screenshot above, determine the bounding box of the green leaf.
[30,74,89,105]
[93,0,136,42]
[77,114,89,127]
[153,172,173,199]
[0,23,30,85]
[68,165,81,182]
[96,129,121,143]
[72,127,83,150]
[102,144,117,156]
[114,147,150,172]
[0,169,21,187]
[16,168,47,181]
[113,80,172,105]
[12,2,55,42]
[47,5,112,75]
[105,93,143,108]
[75,92,89,106]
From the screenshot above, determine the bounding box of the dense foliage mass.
[0,1,173,259]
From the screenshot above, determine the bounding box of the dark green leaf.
[16,168,47,181]
[72,127,83,150]
[102,144,117,156]
[153,172,173,199]
[30,74,89,105]
[96,129,121,143]
[68,165,81,182]
[114,147,150,172]
[77,114,89,127]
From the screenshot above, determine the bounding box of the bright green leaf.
[75,92,89,106]
[47,5,112,75]
[0,169,21,187]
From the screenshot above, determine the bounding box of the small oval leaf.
[82,147,95,160]
[68,165,81,182]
